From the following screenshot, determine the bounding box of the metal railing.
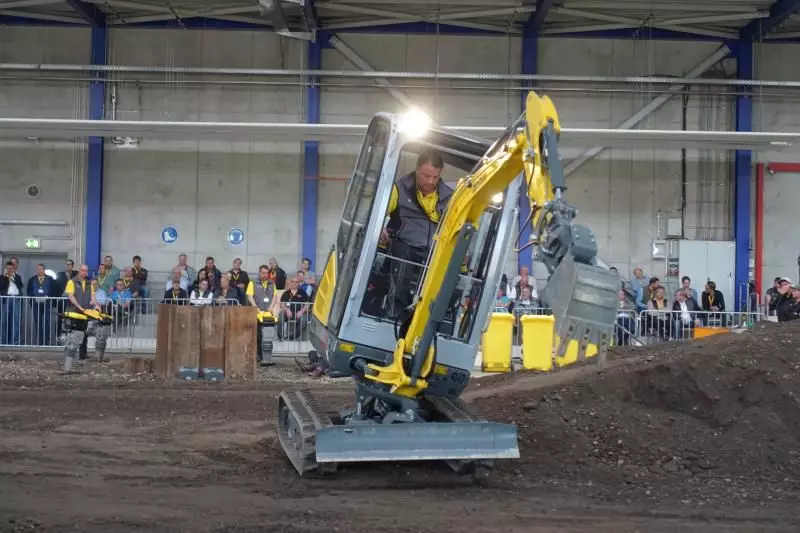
[0,295,238,352]
[636,309,762,344]
[0,296,766,358]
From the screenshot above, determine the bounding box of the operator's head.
[78,264,89,280]
[259,265,269,281]
[414,149,444,196]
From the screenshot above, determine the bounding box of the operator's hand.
[379,228,390,248]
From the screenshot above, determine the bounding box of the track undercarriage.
[277,388,518,477]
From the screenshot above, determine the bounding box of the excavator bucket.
[540,252,620,365]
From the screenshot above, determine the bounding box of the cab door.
[325,117,392,334]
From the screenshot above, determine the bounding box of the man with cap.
[775,277,799,322]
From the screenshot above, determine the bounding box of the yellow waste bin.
[480,312,514,373]
[520,315,555,371]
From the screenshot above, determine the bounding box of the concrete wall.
[0,26,797,288]
[0,27,90,260]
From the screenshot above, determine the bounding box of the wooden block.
[155,304,200,378]
[224,306,257,379]
[125,357,155,375]
[155,304,172,378]
[200,307,226,370]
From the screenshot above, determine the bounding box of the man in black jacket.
[775,277,799,322]
[701,280,727,326]
[0,260,24,345]
[27,263,57,345]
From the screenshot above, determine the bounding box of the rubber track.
[277,390,335,476]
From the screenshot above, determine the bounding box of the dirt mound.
[472,321,800,507]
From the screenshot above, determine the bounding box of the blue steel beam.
[64,0,105,27]
[741,0,800,41]
[517,0,553,273]
[302,36,322,269]
[733,39,753,311]
[85,25,107,270]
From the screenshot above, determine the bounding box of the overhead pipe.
[0,220,68,226]
[8,61,800,89]
[328,36,414,108]
[564,45,731,177]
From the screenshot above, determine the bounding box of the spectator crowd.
[5,250,800,354]
[0,253,319,346]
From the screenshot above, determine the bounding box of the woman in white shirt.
[190,279,214,306]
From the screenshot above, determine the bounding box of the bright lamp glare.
[491,192,504,204]
[398,109,431,139]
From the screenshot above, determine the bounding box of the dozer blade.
[314,422,520,464]
[540,253,620,365]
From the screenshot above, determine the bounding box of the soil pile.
[472,320,800,507]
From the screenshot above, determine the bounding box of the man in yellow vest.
[62,264,111,373]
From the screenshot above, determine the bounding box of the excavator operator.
[380,149,452,259]
[365,150,456,319]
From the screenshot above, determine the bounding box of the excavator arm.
[366,91,620,397]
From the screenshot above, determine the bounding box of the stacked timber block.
[155,304,257,380]
[125,357,155,375]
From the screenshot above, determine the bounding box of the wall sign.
[162,226,178,244]
[228,228,244,246]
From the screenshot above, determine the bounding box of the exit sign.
[24,238,41,249]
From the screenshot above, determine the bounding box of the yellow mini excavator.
[277,91,620,476]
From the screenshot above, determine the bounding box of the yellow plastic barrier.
[693,326,730,339]
[480,312,515,373]
[520,315,555,371]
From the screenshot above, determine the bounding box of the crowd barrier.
[0,295,240,352]
[480,307,763,372]
[0,295,766,366]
